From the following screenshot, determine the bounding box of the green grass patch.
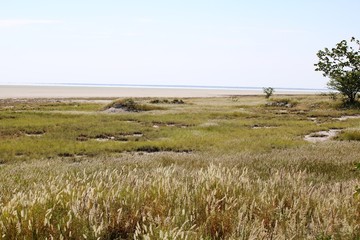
[337,130,360,141]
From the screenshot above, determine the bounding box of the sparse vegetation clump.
[1,95,360,238]
[105,98,163,112]
[265,98,298,107]
[150,98,185,104]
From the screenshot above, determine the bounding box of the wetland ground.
[1,94,360,239]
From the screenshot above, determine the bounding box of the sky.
[0,0,359,89]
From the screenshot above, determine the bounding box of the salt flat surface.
[0,85,316,98]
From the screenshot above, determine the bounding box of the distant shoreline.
[1,82,327,91]
[0,84,324,99]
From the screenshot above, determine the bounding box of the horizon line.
[0,82,329,92]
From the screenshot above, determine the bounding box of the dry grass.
[1,152,360,239]
[1,95,360,239]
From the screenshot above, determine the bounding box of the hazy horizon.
[1,1,359,89]
[0,82,328,91]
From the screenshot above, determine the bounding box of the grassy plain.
[1,95,360,239]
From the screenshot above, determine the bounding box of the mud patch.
[121,132,143,138]
[304,129,341,143]
[24,130,45,137]
[58,152,75,157]
[76,134,89,141]
[134,145,192,153]
[84,132,144,142]
[307,117,317,123]
[152,121,191,129]
[275,110,289,115]
[58,153,89,162]
[251,124,277,129]
[94,134,117,142]
[0,115,16,120]
[135,146,161,153]
[58,152,88,157]
[125,119,143,124]
[91,134,121,142]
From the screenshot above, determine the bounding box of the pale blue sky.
[0,0,359,89]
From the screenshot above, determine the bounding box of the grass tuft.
[337,130,360,141]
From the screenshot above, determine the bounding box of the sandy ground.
[0,85,317,98]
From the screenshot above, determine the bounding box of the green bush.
[106,98,163,112]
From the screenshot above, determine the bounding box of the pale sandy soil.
[304,129,342,143]
[0,85,317,98]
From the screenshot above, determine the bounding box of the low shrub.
[150,99,185,104]
[265,98,298,108]
[106,98,163,112]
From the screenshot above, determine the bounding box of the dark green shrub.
[106,98,163,112]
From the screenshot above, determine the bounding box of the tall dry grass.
[1,155,360,239]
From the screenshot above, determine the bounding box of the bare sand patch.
[304,129,341,143]
[103,107,126,114]
[307,117,317,123]
[25,133,44,137]
[199,121,219,127]
[334,115,360,121]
